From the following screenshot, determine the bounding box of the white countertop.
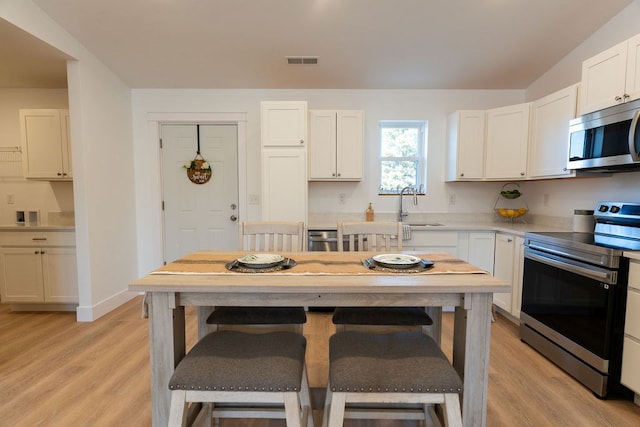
[0,225,75,231]
[308,220,571,237]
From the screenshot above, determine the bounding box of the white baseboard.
[76,289,139,322]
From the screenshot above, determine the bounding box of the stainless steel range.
[521,201,640,399]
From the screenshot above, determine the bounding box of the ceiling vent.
[286,56,318,65]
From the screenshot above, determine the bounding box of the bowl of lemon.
[495,207,527,218]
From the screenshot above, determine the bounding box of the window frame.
[378,120,427,195]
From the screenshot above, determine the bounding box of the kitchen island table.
[129,251,509,427]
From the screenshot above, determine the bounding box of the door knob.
[230,204,237,210]
[230,215,237,222]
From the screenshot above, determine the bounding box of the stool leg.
[322,382,333,427]
[327,392,346,427]
[442,394,463,427]
[284,392,303,427]
[168,390,188,427]
[299,366,315,427]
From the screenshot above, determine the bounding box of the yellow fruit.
[507,209,515,217]
[498,208,507,217]
[518,208,526,214]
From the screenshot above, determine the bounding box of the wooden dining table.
[129,250,509,427]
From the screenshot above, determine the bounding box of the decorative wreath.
[183,153,212,184]
[182,124,212,184]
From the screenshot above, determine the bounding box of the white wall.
[131,88,524,272]
[0,0,138,321]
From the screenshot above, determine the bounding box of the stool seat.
[332,307,433,326]
[330,331,462,393]
[206,307,307,325]
[170,330,306,392]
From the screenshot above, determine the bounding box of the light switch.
[6,194,14,204]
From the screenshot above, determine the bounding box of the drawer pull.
[32,237,47,241]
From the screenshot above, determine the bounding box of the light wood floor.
[1,297,640,426]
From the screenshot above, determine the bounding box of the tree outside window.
[379,121,427,194]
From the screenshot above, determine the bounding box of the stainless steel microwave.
[568,98,640,172]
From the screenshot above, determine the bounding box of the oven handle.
[525,248,617,284]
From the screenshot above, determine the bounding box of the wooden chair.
[336,221,402,252]
[239,221,305,252]
[322,331,463,427]
[207,221,307,333]
[333,221,432,333]
[168,330,313,427]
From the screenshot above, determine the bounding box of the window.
[378,120,427,194]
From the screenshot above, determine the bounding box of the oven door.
[521,247,618,363]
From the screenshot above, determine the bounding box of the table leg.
[453,293,492,427]
[424,306,443,346]
[197,306,216,339]
[149,292,185,427]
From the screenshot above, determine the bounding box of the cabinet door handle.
[615,95,623,102]
[300,139,304,144]
[34,250,39,254]
[32,237,47,241]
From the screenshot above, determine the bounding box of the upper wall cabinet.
[261,101,307,147]
[20,109,72,180]
[446,110,485,181]
[308,110,364,181]
[528,84,578,179]
[580,33,640,115]
[485,103,531,180]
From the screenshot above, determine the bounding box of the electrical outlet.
[248,194,260,205]
[6,194,14,204]
[448,193,456,205]
[339,193,346,205]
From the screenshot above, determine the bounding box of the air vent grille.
[286,56,318,65]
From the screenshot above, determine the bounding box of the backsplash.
[48,211,75,226]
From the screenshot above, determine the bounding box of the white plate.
[372,253,422,268]
[237,253,285,268]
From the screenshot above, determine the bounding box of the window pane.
[380,160,418,192]
[381,128,419,157]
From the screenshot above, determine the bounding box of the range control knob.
[598,205,609,212]
[610,206,621,213]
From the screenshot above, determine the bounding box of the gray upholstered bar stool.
[333,221,433,334]
[168,330,313,427]
[322,331,463,427]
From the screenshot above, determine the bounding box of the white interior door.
[161,124,239,263]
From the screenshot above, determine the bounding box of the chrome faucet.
[399,186,418,222]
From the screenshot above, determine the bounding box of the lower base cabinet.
[493,233,524,319]
[0,231,78,305]
[621,261,640,396]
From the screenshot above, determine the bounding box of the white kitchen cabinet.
[621,261,640,396]
[308,110,364,181]
[19,109,72,180]
[0,231,77,305]
[261,149,307,222]
[485,103,531,180]
[579,33,640,115]
[446,110,485,181]
[260,101,308,223]
[492,233,524,319]
[405,231,459,257]
[466,232,495,274]
[261,101,307,147]
[528,84,578,179]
